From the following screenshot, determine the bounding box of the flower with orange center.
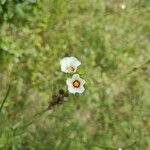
[73,80,80,88]
[60,57,81,73]
[66,74,85,94]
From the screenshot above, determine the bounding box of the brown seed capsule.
[59,89,65,95]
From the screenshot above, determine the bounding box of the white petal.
[76,86,85,94]
[61,65,68,73]
[60,57,70,73]
[69,57,81,67]
[72,74,80,79]
[68,86,76,94]
[60,57,70,65]
[79,78,86,85]
[66,78,72,85]
[68,86,85,94]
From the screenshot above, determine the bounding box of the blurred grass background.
[0,0,150,149]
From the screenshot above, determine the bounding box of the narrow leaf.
[0,85,11,113]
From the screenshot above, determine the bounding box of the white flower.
[118,148,122,150]
[60,57,81,73]
[66,74,85,94]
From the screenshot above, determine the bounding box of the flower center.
[73,80,80,88]
[67,66,75,73]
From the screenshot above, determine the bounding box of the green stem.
[122,141,137,149]
[127,59,150,75]
[0,85,11,113]
[80,140,137,150]
[111,59,150,83]
[14,108,48,135]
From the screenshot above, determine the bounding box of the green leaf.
[1,0,7,5]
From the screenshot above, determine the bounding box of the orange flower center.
[67,66,75,73]
[73,80,80,88]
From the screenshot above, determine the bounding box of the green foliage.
[0,0,150,149]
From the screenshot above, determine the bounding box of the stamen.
[73,80,80,88]
[67,66,75,73]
